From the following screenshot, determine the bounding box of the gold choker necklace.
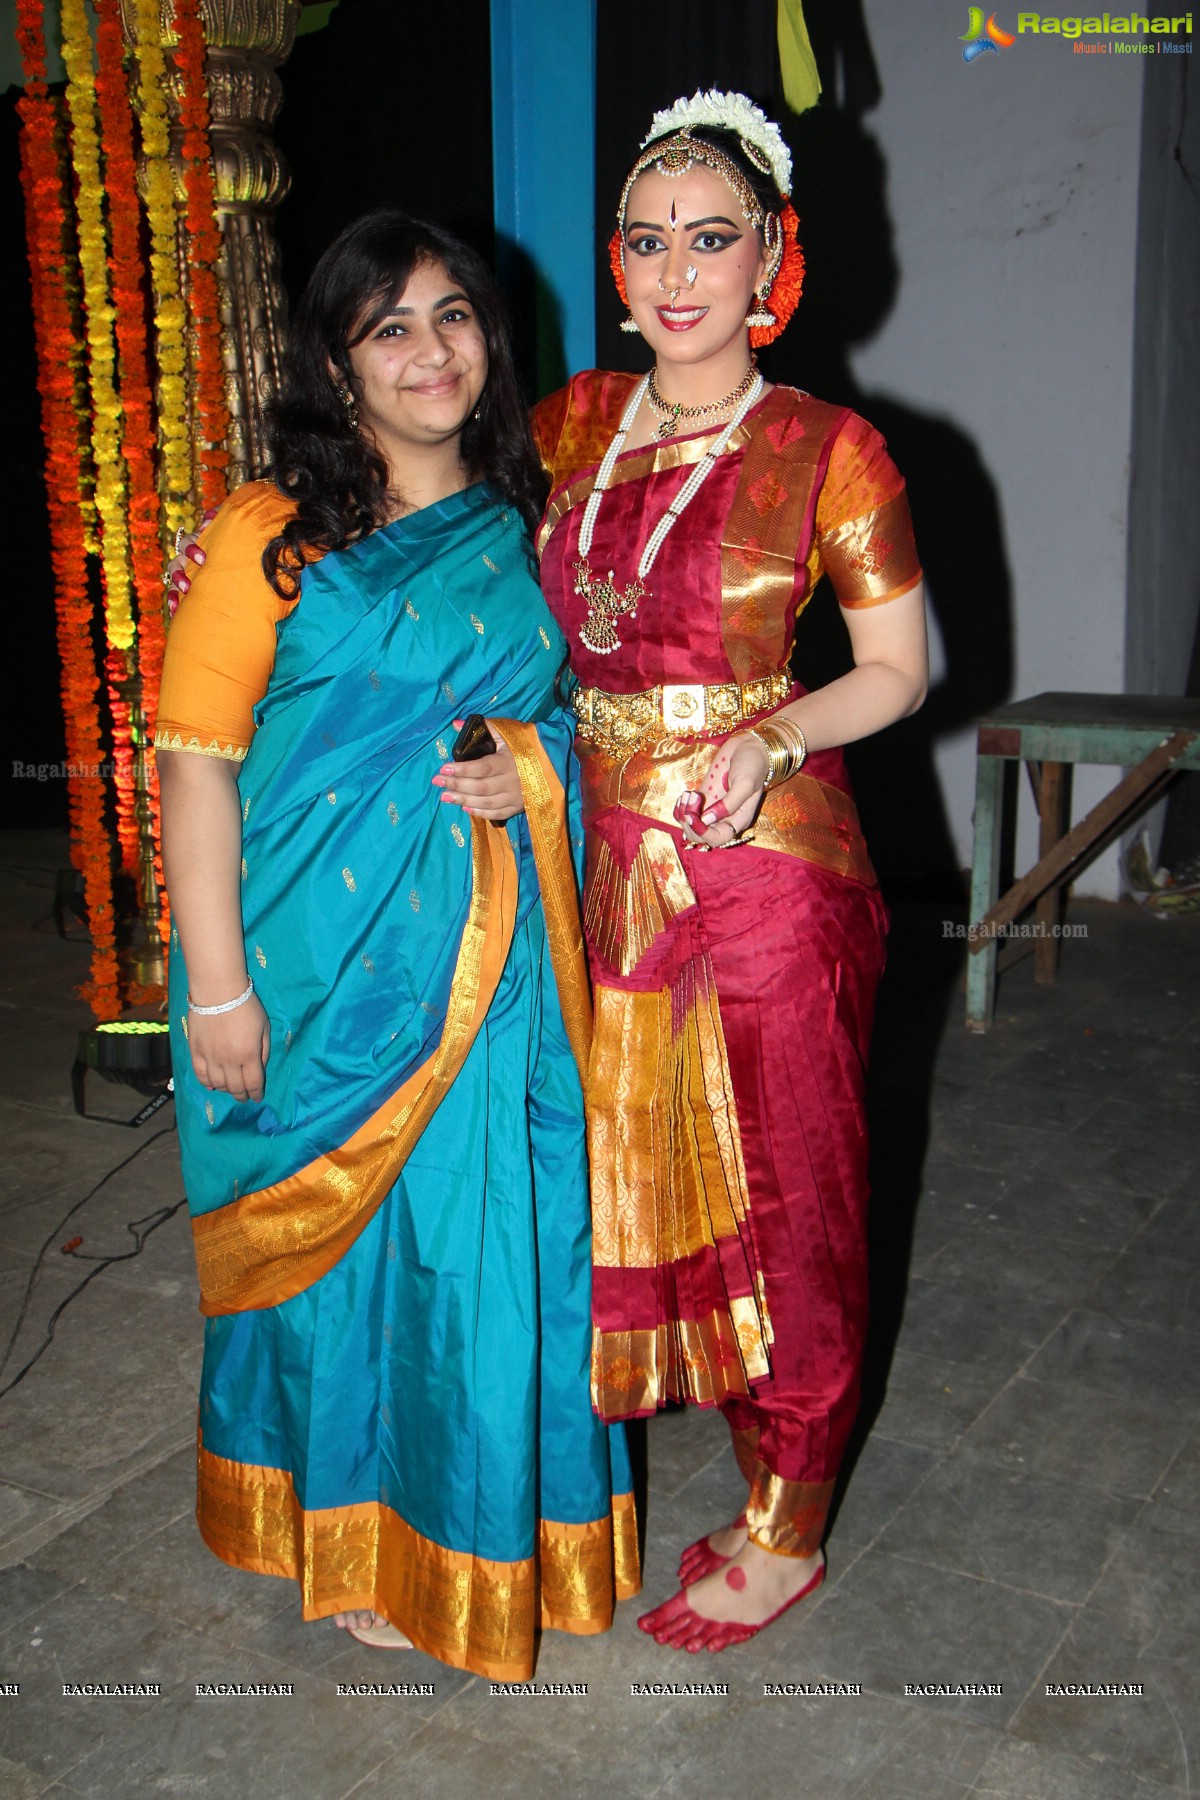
[646,358,758,442]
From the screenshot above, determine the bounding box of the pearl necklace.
[573,369,765,655]
[647,358,758,442]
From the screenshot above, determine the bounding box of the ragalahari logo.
[961,8,1018,57]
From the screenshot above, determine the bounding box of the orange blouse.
[154,482,298,762]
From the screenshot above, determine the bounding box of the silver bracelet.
[187,978,254,1016]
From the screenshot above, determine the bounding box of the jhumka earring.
[745,285,776,329]
[619,313,642,334]
[339,385,360,432]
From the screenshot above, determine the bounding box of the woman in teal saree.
[155,213,638,1678]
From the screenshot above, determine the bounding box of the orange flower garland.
[750,203,805,349]
[129,0,193,539]
[607,201,806,348]
[59,0,135,656]
[16,0,120,1018]
[95,0,169,938]
[60,0,141,884]
[174,0,231,513]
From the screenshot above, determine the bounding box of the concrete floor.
[0,826,1196,1799]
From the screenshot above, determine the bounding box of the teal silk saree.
[168,485,638,1678]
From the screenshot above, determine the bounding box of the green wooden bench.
[965,692,1200,1030]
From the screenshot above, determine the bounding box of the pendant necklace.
[646,357,758,442]
[573,367,765,655]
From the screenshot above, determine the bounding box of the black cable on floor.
[0,1124,184,1401]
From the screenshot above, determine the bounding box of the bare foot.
[334,1610,412,1649]
[640,1542,825,1652]
[678,1513,748,1582]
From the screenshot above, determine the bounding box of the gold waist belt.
[573,671,792,755]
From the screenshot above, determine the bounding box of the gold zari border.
[578,737,875,889]
[154,728,248,763]
[592,1314,769,1417]
[491,721,592,1085]
[588,975,773,1414]
[197,1437,640,1679]
[537,417,756,561]
[191,725,590,1316]
[192,815,520,1314]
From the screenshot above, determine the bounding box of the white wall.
[849,9,1154,893]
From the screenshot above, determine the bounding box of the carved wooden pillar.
[120,0,299,488]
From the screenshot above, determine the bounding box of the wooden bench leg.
[1034,760,1069,985]
[966,752,1004,1032]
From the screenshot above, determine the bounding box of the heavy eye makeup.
[626,226,743,257]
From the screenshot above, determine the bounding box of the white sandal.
[345,1618,412,1650]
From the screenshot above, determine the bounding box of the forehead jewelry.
[618,130,765,233]
[668,199,678,232]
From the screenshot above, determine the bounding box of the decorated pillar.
[120,0,299,489]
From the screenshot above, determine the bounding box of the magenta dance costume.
[531,91,923,1592]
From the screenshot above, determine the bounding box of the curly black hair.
[262,209,548,599]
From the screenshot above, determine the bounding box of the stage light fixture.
[72,1019,173,1127]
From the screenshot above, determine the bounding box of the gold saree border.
[491,720,592,1086]
[536,417,756,561]
[579,739,876,889]
[191,816,519,1315]
[196,1437,639,1680]
[592,1313,768,1417]
[718,391,849,683]
[588,975,773,1415]
[154,729,248,763]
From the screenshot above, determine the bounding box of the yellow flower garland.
[59,0,134,652]
[129,0,193,538]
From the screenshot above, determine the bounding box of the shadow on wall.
[771,105,1015,900]
[766,9,1015,1497]
[592,2,1017,1469]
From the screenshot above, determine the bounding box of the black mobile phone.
[451,714,495,762]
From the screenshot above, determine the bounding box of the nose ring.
[685,265,698,287]
[658,277,682,302]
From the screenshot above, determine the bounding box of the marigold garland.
[59,0,135,656]
[95,0,169,933]
[174,0,231,513]
[60,0,142,887]
[607,201,806,348]
[16,0,120,1018]
[750,203,805,349]
[130,0,194,541]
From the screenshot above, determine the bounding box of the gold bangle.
[744,724,792,789]
[745,716,807,789]
[771,713,808,773]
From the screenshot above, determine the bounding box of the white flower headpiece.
[642,89,793,200]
